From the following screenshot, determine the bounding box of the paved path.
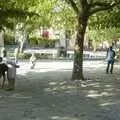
[0,60,120,120]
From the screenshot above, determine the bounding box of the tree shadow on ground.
[0,67,120,120]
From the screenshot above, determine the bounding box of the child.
[29,53,36,69]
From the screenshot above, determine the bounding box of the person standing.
[106,46,116,74]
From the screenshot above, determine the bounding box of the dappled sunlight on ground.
[1,60,120,119]
[100,101,119,107]
[86,90,114,98]
[44,80,78,95]
[51,116,80,120]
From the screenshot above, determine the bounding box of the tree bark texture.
[72,11,88,80]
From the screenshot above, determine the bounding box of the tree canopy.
[0,0,58,29]
[1,0,120,30]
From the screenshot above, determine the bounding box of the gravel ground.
[0,60,120,120]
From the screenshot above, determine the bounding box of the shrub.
[29,36,58,48]
[4,34,15,45]
[18,53,31,59]
[7,52,56,59]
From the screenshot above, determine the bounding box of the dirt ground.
[0,60,120,120]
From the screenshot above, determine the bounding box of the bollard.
[7,62,19,90]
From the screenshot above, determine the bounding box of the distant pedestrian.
[106,46,116,74]
[29,53,36,69]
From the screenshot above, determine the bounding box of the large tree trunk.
[72,13,88,80]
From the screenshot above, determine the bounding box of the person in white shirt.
[29,53,36,69]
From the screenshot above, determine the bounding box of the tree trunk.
[19,41,24,53]
[72,13,88,80]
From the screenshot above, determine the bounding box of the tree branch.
[89,1,120,15]
[65,0,79,14]
[90,2,114,7]
[80,0,88,6]
[0,8,39,17]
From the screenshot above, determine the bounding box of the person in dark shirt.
[106,46,116,74]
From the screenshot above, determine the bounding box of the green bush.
[29,36,38,45]
[8,52,31,59]
[4,34,15,45]
[29,36,58,47]
[34,53,41,59]
[7,52,56,59]
[7,52,14,57]
[19,53,31,59]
